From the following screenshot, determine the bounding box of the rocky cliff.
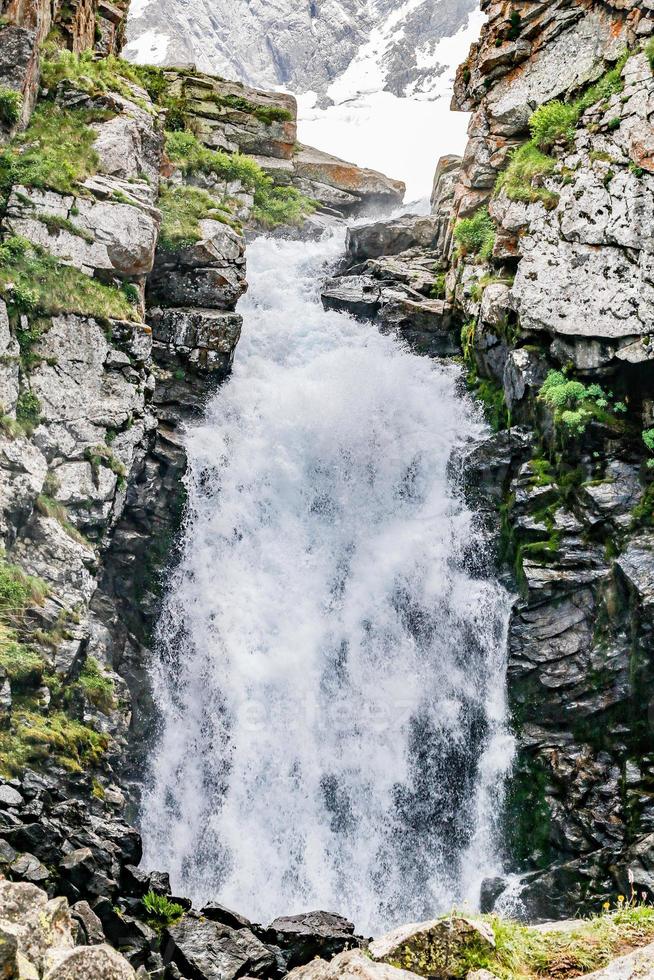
[323,0,654,922]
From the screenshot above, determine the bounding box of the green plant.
[529,100,579,152]
[0,86,22,127]
[430,273,446,299]
[453,207,495,259]
[461,320,476,363]
[78,656,115,713]
[35,495,87,545]
[0,555,46,624]
[647,38,654,73]
[16,391,41,428]
[0,238,141,322]
[495,143,559,209]
[163,130,316,228]
[0,708,108,775]
[40,49,148,105]
[507,11,522,41]
[538,370,625,436]
[84,444,126,484]
[142,890,184,926]
[0,629,44,689]
[209,92,293,125]
[36,212,94,243]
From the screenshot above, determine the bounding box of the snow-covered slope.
[125,0,478,100]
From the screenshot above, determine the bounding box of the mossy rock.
[369,917,495,979]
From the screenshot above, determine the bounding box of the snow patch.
[123,28,170,64]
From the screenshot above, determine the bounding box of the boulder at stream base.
[265,911,360,968]
[368,917,495,978]
[0,879,136,979]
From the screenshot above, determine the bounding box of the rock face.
[0,0,129,139]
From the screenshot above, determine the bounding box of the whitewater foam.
[140,231,514,933]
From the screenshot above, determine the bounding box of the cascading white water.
[140,230,515,934]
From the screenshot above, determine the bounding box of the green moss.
[208,92,293,125]
[84,443,126,485]
[0,86,22,127]
[36,212,94,244]
[35,495,88,545]
[0,708,108,775]
[647,38,654,73]
[466,368,510,432]
[632,483,654,529]
[0,237,141,323]
[453,207,495,259]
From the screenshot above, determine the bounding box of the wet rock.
[369,917,495,978]
[265,911,359,968]
[378,297,458,356]
[166,914,277,980]
[616,533,654,617]
[346,215,441,263]
[321,276,382,318]
[201,904,252,930]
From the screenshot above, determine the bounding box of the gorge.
[0,1,653,979]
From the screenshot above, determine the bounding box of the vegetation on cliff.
[164,130,317,229]
[0,236,141,322]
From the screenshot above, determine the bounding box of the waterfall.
[140,230,515,934]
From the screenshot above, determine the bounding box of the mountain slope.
[124,0,478,101]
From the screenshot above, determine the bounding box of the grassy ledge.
[164,130,317,229]
[0,236,142,322]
